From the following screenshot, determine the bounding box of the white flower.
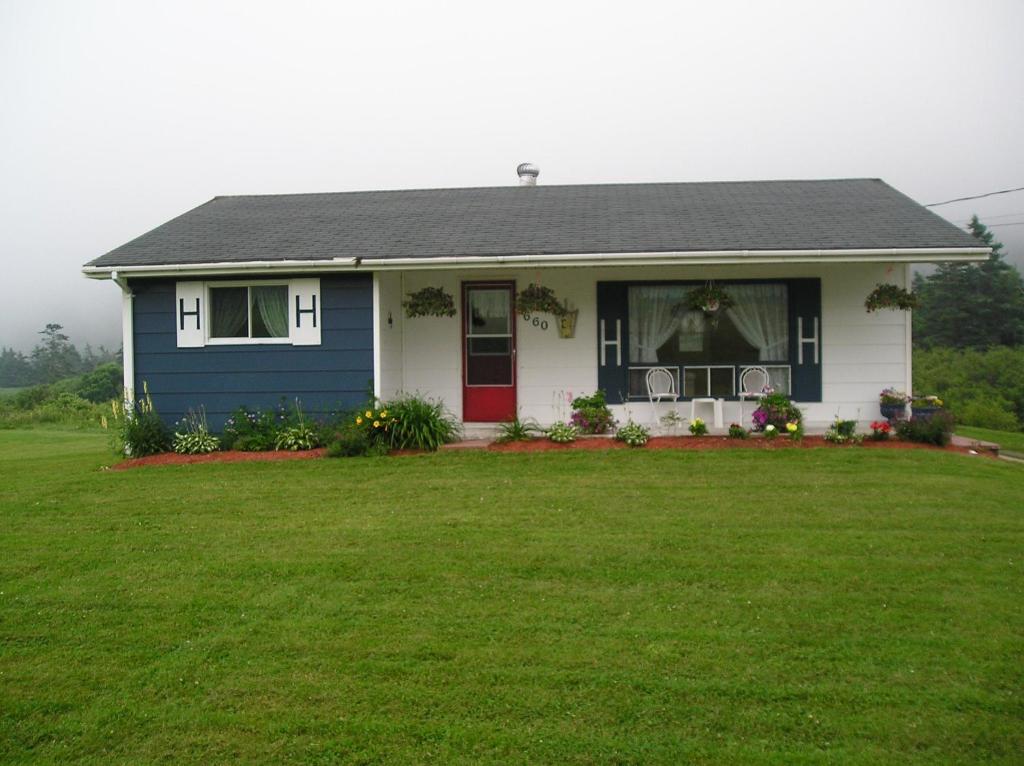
[765,424,777,432]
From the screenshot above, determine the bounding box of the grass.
[1,430,1022,764]
[956,425,1024,454]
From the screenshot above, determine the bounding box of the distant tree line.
[0,324,120,387]
[913,216,1024,349]
[911,216,1024,431]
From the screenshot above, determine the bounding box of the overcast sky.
[2,0,1022,352]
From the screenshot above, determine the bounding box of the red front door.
[463,282,516,422]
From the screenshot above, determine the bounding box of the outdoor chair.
[645,367,678,424]
[737,365,770,428]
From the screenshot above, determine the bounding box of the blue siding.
[131,275,373,430]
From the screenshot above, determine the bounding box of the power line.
[926,185,1024,207]
[954,211,1024,223]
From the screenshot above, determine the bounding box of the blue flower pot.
[880,403,905,421]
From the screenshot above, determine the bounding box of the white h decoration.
[797,316,819,365]
[289,278,322,346]
[600,318,622,366]
[175,281,204,348]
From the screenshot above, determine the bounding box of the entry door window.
[466,287,513,386]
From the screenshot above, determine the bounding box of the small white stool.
[690,398,724,429]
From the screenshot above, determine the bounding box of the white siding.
[374,262,911,428]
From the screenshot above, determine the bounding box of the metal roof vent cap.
[517,162,539,186]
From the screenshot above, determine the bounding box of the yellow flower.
[356,416,363,425]
[373,420,381,428]
[380,410,388,418]
[786,422,798,432]
[365,410,373,418]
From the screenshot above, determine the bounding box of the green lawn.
[956,425,1024,454]
[1,430,1022,764]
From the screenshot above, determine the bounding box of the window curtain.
[470,290,508,319]
[253,286,289,337]
[628,286,681,363]
[725,284,788,361]
[677,310,705,352]
[210,287,248,337]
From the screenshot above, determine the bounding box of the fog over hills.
[2,0,1022,353]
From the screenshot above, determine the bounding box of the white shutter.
[289,278,322,345]
[175,281,205,348]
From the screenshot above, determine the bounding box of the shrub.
[763,424,778,440]
[569,391,616,434]
[274,401,321,451]
[689,417,708,436]
[615,421,649,447]
[824,419,861,445]
[384,395,459,451]
[896,412,955,447]
[56,363,123,403]
[727,423,748,439]
[547,422,577,443]
[785,421,803,440]
[913,346,1024,430]
[221,404,288,451]
[12,385,55,410]
[496,416,541,443]
[173,408,220,454]
[752,393,803,432]
[958,400,1020,432]
[111,387,171,457]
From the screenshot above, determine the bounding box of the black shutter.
[596,282,629,404]
[788,278,822,402]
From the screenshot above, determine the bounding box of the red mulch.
[488,435,988,456]
[110,435,993,469]
[111,448,327,470]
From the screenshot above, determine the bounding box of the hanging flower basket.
[402,286,456,318]
[864,283,918,313]
[515,284,567,318]
[685,284,734,316]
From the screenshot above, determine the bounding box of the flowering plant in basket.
[751,393,803,432]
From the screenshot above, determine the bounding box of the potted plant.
[402,286,456,318]
[864,283,918,313]
[911,395,944,419]
[515,284,567,318]
[878,388,909,421]
[685,283,734,319]
[751,393,803,432]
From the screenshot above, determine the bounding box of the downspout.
[904,263,914,409]
[111,271,135,408]
[372,272,382,401]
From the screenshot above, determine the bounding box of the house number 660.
[522,313,548,331]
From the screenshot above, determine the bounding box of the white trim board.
[83,246,991,280]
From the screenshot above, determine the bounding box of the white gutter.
[82,247,990,279]
[111,271,135,407]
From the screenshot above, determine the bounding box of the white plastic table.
[690,398,724,429]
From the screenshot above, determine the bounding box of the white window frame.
[205,280,293,345]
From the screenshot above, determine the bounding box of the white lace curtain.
[628,283,788,363]
[725,284,788,360]
[253,286,289,338]
[628,286,682,363]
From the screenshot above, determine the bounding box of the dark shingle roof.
[86,178,981,268]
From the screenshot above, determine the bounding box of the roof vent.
[517,162,539,186]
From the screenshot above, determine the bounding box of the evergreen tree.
[0,347,35,387]
[30,323,82,383]
[914,216,1024,348]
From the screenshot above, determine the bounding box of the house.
[83,168,988,433]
